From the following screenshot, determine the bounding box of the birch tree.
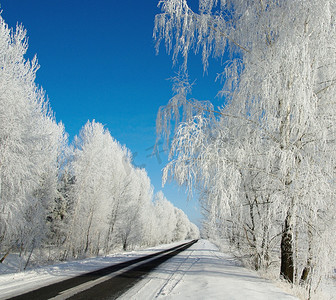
[154,0,336,291]
[0,12,66,263]
[66,121,127,256]
[0,6,199,267]
[66,121,183,255]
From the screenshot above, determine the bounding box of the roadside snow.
[119,239,298,300]
[4,240,330,299]
[0,241,185,299]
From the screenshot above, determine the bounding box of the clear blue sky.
[1,0,224,226]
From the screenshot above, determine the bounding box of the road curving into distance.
[9,239,198,300]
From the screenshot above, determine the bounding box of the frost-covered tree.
[114,167,153,251]
[154,0,336,292]
[154,191,178,244]
[0,5,198,269]
[65,121,129,256]
[65,121,191,256]
[48,167,75,249]
[173,208,191,241]
[0,12,66,264]
[153,191,199,243]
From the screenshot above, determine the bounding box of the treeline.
[0,13,199,269]
[154,0,336,297]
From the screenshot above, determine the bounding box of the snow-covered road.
[119,239,297,300]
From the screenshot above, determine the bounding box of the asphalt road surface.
[9,240,198,300]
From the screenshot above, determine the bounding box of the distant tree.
[0,5,199,268]
[48,168,75,250]
[66,121,161,255]
[114,168,151,251]
[66,121,123,256]
[173,208,190,241]
[154,192,178,244]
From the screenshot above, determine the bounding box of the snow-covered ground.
[0,241,185,299]
[0,239,334,299]
[120,239,298,300]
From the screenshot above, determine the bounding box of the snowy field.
[0,239,335,300]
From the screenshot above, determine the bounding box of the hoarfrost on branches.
[0,12,66,267]
[0,9,199,271]
[155,0,336,295]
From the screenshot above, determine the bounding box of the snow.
[119,240,297,299]
[3,239,331,300]
[0,241,184,299]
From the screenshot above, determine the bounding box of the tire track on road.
[156,247,200,298]
[9,240,197,300]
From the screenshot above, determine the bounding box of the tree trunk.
[300,227,313,285]
[123,235,128,251]
[96,232,101,256]
[0,250,10,263]
[280,212,294,283]
[84,210,94,254]
[300,265,311,283]
[104,226,112,254]
[24,240,35,270]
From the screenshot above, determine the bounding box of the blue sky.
[1,0,224,226]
